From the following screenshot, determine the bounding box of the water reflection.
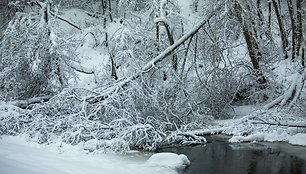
[157,138,306,174]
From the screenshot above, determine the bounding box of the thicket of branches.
[0,79,210,150]
[0,0,305,151]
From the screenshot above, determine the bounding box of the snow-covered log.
[191,128,227,136]
[176,132,207,145]
[251,120,306,128]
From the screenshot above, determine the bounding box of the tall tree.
[233,0,267,88]
[287,0,296,61]
[271,0,289,59]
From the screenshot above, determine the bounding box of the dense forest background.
[0,0,305,151]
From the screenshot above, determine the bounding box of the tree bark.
[268,1,272,32]
[302,48,305,67]
[272,0,288,59]
[162,21,178,71]
[234,1,267,88]
[110,53,118,80]
[156,24,160,51]
[296,0,303,58]
[287,0,296,61]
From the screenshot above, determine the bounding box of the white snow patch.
[229,131,306,147]
[147,152,190,170]
[176,0,198,31]
[288,133,306,146]
[0,136,182,174]
[229,105,258,118]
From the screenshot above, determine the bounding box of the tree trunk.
[108,0,113,22]
[163,22,178,71]
[272,0,288,59]
[156,21,178,71]
[256,0,264,25]
[296,0,303,58]
[156,24,160,51]
[110,53,118,80]
[302,48,305,67]
[234,1,267,88]
[101,0,107,28]
[268,1,272,32]
[287,0,296,61]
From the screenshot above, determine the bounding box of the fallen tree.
[251,120,306,128]
[79,5,222,104]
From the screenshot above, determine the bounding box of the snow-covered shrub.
[0,77,214,151]
[232,64,283,105]
[119,124,163,151]
[0,12,61,100]
[191,67,239,119]
[0,106,26,135]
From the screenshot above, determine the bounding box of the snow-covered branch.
[251,120,306,128]
[83,6,220,104]
[8,95,52,108]
[63,59,95,74]
[32,0,81,30]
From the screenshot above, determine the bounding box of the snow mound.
[147,152,190,170]
[288,133,306,146]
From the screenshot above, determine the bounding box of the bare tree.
[233,0,267,88]
[271,0,289,59]
[287,0,296,61]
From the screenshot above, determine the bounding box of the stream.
[157,135,306,174]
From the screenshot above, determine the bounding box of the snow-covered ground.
[0,136,187,174]
[210,107,306,146]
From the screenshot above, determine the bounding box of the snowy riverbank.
[0,136,187,174]
[187,107,306,147]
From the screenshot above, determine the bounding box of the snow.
[1,1,306,170]
[229,132,306,147]
[147,153,190,170]
[176,0,198,31]
[288,133,306,146]
[228,105,258,119]
[221,108,306,146]
[0,136,186,174]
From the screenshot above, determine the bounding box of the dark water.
[157,136,306,174]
